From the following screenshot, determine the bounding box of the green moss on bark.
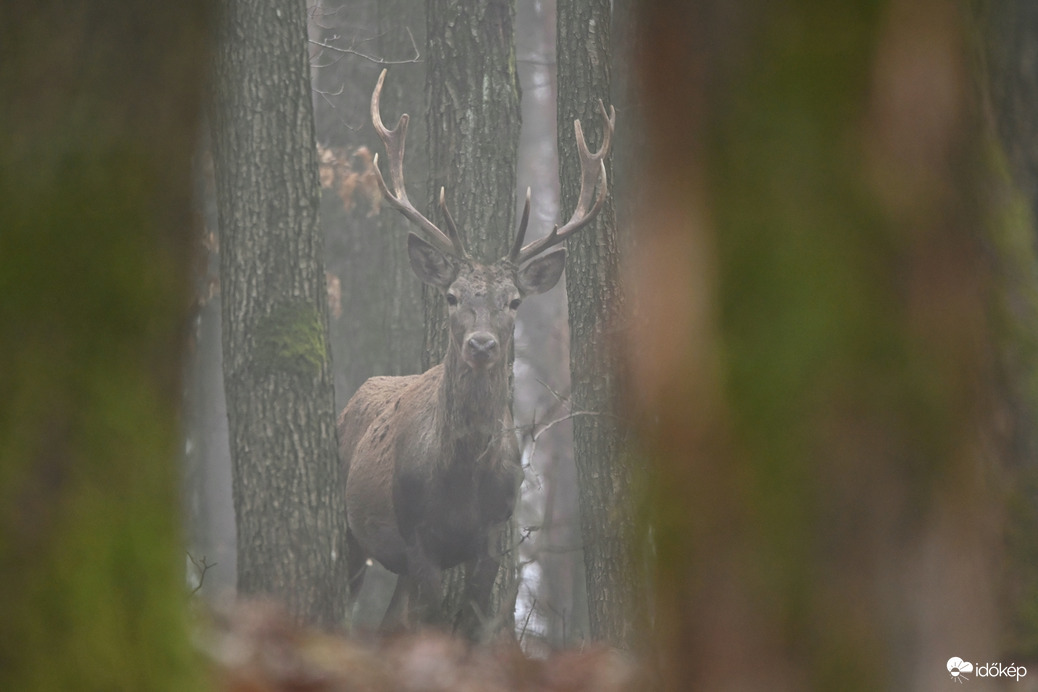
[254,302,329,380]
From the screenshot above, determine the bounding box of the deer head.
[371,68,614,372]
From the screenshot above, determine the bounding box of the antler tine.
[507,188,532,265]
[514,101,615,265]
[438,187,468,258]
[371,68,458,257]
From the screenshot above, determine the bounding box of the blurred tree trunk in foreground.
[974,0,1038,660]
[557,0,644,650]
[629,1,1004,689]
[0,4,211,691]
[425,0,523,639]
[210,0,347,628]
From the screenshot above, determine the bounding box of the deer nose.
[467,333,498,360]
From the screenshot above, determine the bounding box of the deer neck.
[438,344,510,466]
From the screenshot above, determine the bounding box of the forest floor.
[198,599,647,692]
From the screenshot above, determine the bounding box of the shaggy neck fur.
[438,342,510,469]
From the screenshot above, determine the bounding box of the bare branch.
[313,82,344,98]
[534,376,570,406]
[307,2,349,30]
[188,553,217,597]
[532,410,620,445]
[308,26,421,66]
[518,595,538,646]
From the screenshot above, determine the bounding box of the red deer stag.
[339,69,614,638]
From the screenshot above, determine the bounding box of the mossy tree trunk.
[630,1,1002,689]
[556,0,644,650]
[425,0,522,638]
[210,0,348,628]
[0,3,211,690]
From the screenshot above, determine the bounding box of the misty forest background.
[8,0,1038,690]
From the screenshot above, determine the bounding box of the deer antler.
[507,187,532,264]
[509,100,615,266]
[371,69,467,258]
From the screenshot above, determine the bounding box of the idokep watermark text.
[947,657,1027,683]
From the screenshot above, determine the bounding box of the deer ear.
[517,247,566,296]
[408,233,458,289]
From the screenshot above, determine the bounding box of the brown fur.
[347,70,611,637]
[338,250,563,636]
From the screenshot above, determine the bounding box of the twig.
[307,2,348,30]
[188,553,216,596]
[531,410,618,444]
[308,26,421,65]
[518,595,537,647]
[524,409,622,470]
[517,524,541,546]
[534,376,569,406]
[312,83,344,98]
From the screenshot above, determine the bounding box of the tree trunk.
[312,0,384,408]
[425,0,522,637]
[311,0,431,628]
[373,4,429,384]
[424,0,523,364]
[370,0,428,386]
[630,1,1002,688]
[511,0,594,651]
[556,0,643,650]
[310,1,427,408]
[210,0,348,628]
[974,0,1038,660]
[0,3,210,689]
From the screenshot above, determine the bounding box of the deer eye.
[446,292,458,307]
[509,298,522,310]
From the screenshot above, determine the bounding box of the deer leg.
[403,535,444,626]
[345,528,368,613]
[380,574,410,633]
[395,472,443,627]
[454,550,501,641]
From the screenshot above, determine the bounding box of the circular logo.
[947,657,973,683]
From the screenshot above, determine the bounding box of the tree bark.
[211,0,348,628]
[0,3,211,689]
[371,0,428,385]
[425,0,522,637]
[424,0,523,365]
[312,0,431,627]
[311,1,427,408]
[556,0,643,650]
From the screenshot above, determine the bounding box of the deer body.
[341,311,522,577]
[340,70,613,636]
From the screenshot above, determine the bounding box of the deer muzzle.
[464,332,499,368]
